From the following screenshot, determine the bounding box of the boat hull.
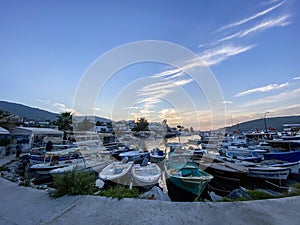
[30,163,71,175]
[164,159,213,201]
[132,164,161,189]
[99,162,133,186]
[197,162,248,196]
[149,155,165,163]
[263,151,300,163]
[247,167,290,185]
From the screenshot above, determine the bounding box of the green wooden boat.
[164,152,213,201]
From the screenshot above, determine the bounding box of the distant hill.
[0,101,111,123]
[226,115,300,132]
[73,115,111,123]
[1,101,298,130]
[0,101,58,121]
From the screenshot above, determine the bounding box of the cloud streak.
[217,15,290,43]
[235,82,289,97]
[199,44,255,66]
[243,87,300,107]
[217,0,286,31]
[53,102,78,114]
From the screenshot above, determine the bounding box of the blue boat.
[225,151,263,162]
[263,151,300,163]
[164,152,213,201]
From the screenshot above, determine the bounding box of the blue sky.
[0,0,299,130]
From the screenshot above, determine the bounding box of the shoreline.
[1,154,300,224]
[1,177,300,225]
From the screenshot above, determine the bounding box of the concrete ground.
[1,155,300,225]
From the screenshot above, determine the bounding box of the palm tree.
[56,112,73,140]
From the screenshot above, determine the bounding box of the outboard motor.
[141,158,149,167]
[121,156,129,163]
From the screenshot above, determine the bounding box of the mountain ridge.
[0,101,299,131]
[0,101,110,123]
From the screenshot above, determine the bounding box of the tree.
[132,117,149,132]
[0,110,12,129]
[77,116,95,131]
[106,122,113,128]
[190,127,194,133]
[56,112,73,140]
[56,112,73,131]
[96,121,105,126]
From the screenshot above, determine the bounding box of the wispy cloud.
[136,78,193,108]
[293,76,300,80]
[53,102,78,114]
[217,0,286,31]
[235,82,289,97]
[199,44,255,66]
[271,103,300,116]
[217,15,290,43]
[122,106,141,110]
[243,87,300,107]
[221,101,233,104]
[38,99,51,104]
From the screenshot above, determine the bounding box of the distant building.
[95,125,113,133]
[9,127,64,151]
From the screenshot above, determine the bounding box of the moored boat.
[247,166,291,185]
[29,161,74,175]
[29,148,82,175]
[225,151,263,162]
[164,152,213,201]
[260,159,300,174]
[49,149,112,174]
[263,151,300,163]
[132,159,161,189]
[149,148,166,163]
[29,148,81,165]
[99,157,133,186]
[196,160,248,195]
[119,150,150,164]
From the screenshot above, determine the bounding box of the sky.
[0,0,299,130]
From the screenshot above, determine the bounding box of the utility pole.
[264,112,269,133]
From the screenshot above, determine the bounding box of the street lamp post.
[264,112,269,133]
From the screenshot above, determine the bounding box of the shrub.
[0,165,8,172]
[97,185,141,200]
[287,182,300,197]
[50,170,97,198]
[246,190,276,200]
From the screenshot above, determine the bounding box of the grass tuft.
[97,185,141,200]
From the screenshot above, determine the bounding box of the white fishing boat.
[29,148,82,175]
[99,157,133,186]
[29,147,81,165]
[247,166,291,183]
[49,148,112,174]
[132,159,161,189]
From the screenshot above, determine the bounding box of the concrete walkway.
[1,177,300,225]
[1,155,300,225]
